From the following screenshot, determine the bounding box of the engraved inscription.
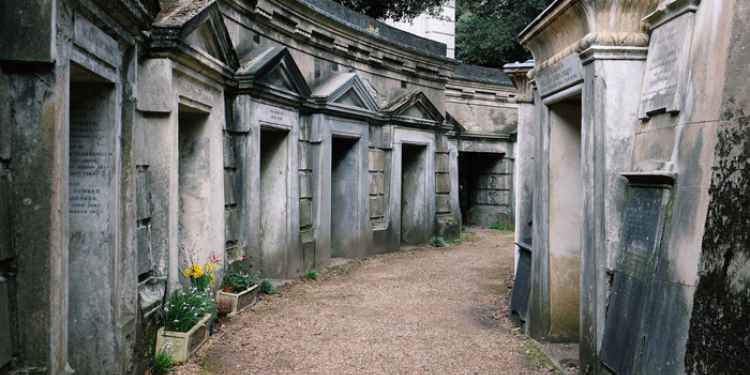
[535,54,583,97]
[618,186,668,277]
[69,97,113,231]
[256,103,297,127]
[639,13,695,118]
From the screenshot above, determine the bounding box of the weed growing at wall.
[305,271,319,281]
[152,351,175,375]
[260,279,276,294]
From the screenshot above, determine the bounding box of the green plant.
[163,288,217,332]
[431,236,449,247]
[182,255,221,291]
[305,271,319,281]
[152,351,175,375]
[260,279,275,294]
[221,270,259,293]
[489,220,515,232]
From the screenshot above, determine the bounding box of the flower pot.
[216,283,259,317]
[155,314,211,363]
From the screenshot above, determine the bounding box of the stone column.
[578,45,647,372]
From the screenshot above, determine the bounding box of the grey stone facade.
[0,0,518,373]
[513,0,750,374]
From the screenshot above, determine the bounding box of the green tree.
[331,0,448,22]
[456,0,553,68]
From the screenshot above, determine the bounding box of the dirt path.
[177,229,554,375]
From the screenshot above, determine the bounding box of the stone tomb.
[457,151,512,227]
[309,73,376,261]
[68,64,119,373]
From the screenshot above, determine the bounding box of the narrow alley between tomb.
[175,229,556,375]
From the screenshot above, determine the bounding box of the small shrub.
[163,288,217,332]
[431,236,449,248]
[260,279,275,294]
[221,269,259,293]
[152,351,175,375]
[305,271,319,280]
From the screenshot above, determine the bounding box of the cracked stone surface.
[176,228,554,374]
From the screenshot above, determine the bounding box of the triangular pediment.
[334,89,367,109]
[153,1,239,70]
[310,73,379,112]
[237,46,311,98]
[384,90,444,123]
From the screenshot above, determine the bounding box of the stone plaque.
[639,8,696,118]
[535,54,583,98]
[600,183,672,374]
[256,103,297,127]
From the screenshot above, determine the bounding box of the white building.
[386,0,456,58]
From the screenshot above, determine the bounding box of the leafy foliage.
[162,288,217,333]
[305,271,319,281]
[456,0,553,68]
[260,279,276,295]
[152,351,175,375]
[431,236,449,248]
[221,260,259,293]
[331,0,448,22]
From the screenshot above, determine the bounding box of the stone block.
[369,173,384,195]
[369,149,385,171]
[302,238,316,272]
[136,59,174,113]
[491,159,513,174]
[136,169,152,222]
[137,226,152,276]
[299,172,312,199]
[225,208,240,243]
[0,277,11,368]
[223,134,237,169]
[369,196,385,218]
[0,171,11,261]
[474,190,510,206]
[0,0,55,63]
[436,194,451,214]
[224,170,237,206]
[0,100,10,161]
[300,199,313,228]
[436,173,451,194]
[478,174,511,190]
[298,142,312,171]
[436,153,450,173]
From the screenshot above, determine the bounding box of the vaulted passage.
[458,152,510,228]
[331,136,360,258]
[401,144,429,245]
[260,128,289,277]
[547,97,582,341]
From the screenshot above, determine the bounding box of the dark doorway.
[331,136,359,258]
[259,128,289,277]
[401,144,429,245]
[458,152,509,228]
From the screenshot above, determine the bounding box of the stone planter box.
[155,314,211,363]
[216,284,259,317]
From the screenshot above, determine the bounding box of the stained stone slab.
[136,169,152,222]
[224,170,237,206]
[369,196,385,218]
[474,190,510,206]
[369,173,384,195]
[137,226,153,276]
[436,153,450,173]
[300,199,313,228]
[0,0,56,62]
[0,170,10,261]
[223,134,237,169]
[535,54,583,97]
[436,173,451,194]
[225,208,240,243]
[510,248,532,321]
[600,184,673,374]
[369,149,385,171]
[299,172,313,199]
[436,194,451,214]
[639,1,698,118]
[0,277,11,368]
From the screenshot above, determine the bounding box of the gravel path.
[177,228,554,375]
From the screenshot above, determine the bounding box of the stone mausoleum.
[509,0,750,374]
[0,0,520,373]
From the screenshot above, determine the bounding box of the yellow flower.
[191,264,204,279]
[205,262,217,273]
[182,267,193,278]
